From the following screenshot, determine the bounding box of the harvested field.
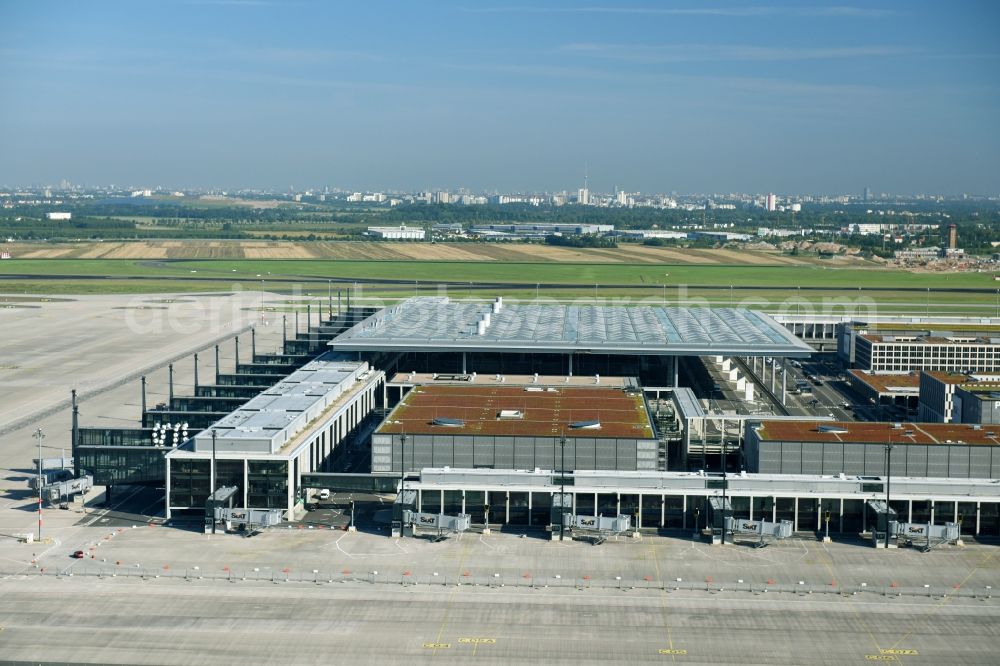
[103,242,169,259]
[243,242,317,259]
[0,239,880,267]
[388,243,498,261]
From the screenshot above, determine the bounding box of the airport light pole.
[211,428,217,535]
[399,431,407,506]
[884,439,893,549]
[720,435,727,546]
[559,435,567,541]
[35,428,44,542]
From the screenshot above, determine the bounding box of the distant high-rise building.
[578,187,590,205]
[948,224,958,250]
[765,193,776,212]
[863,187,872,201]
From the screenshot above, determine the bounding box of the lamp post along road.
[211,429,218,535]
[559,435,567,541]
[884,439,894,549]
[35,428,45,542]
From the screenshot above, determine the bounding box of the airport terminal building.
[65,297,1000,539]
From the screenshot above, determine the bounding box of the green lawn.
[2,258,996,291]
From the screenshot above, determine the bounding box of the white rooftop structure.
[330,297,812,357]
[192,354,371,454]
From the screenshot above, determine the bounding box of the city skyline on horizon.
[1,1,998,195]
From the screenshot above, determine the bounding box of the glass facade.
[169,459,211,508]
[247,460,288,509]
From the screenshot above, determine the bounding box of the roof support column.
[781,358,787,405]
[568,353,573,377]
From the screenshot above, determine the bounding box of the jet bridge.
[41,475,93,504]
[560,514,632,544]
[890,521,961,552]
[724,516,794,547]
[405,511,472,541]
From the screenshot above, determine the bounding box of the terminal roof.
[330,297,812,357]
[754,420,1000,446]
[377,383,655,439]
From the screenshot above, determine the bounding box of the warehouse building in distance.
[367,224,425,240]
[745,420,1000,479]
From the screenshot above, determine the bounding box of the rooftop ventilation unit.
[569,420,601,430]
[432,417,465,427]
[497,410,524,420]
[817,425,849,434]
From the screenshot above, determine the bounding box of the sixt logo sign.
[419,515,437,525]
[907,526,925,534]
[741,522,757,530]
[579,518,596,527]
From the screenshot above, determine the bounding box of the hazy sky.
[1,1,998,194]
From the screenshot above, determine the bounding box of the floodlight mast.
[35,428,45,542]
[559,434,567,541]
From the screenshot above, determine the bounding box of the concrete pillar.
[637,493,643,529]
[660,494,665,528]
[462,352,467,374]
[505,492,510,524]
[781,358,787,404]
[673,357,679,386]
[568,354,573,376]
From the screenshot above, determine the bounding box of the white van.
[317,489,331,501]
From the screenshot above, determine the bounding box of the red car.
[71,550,84,559]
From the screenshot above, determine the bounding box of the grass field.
[2,256,987,288]
[1,250,998,317]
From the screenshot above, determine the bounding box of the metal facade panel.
[905,446,928,477]
[616,439,637,471]
[756,442,782,473]
[926,448,949,477]
[431,435,453,468]
[800,442,824,475]
[576,438,597,470]
[453,436,474,468]
[494,437,515,469]
[780,442,803,475]
[413,435,435,468]
[594,440,618,471]
[513,437,534,469]
[473,436,494,468]
[821,443,843,475]
[535,437,556,471]
[969,447,992,479]
[843,445,866,475]
[949,446,970,478]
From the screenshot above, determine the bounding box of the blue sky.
[1,1,997,194]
